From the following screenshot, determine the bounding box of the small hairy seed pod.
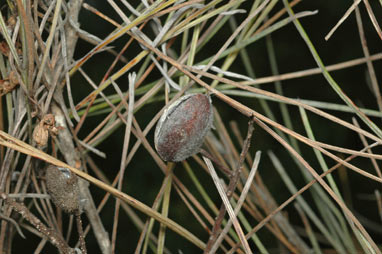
[45,165,80,214]
[154,93,213,162]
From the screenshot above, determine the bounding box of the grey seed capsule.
[154,93,213,162]
[45,165,80,214]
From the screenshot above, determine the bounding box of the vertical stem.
[76,212,87,254]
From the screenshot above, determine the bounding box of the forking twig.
[1,193,75,254]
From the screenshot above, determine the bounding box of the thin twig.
[0,212,25,239]
[76,212,87,254]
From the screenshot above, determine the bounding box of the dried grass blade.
[210,151,262,254]
[325,0,362,40]
[354,4,382,111]
[203,156,252,254]
[240,53,382,86]
[352,118,382,178]
[75,51,148,110]
[77,140,106,158]
[222,90,382,118]
[362,0,382,40]
[157,166,173,254]
[294,203,323,254]
[111,73,136,252]
[0,12,20,67]
[34,0,63,88]
[170,0,246,38]
[198,10,318,66]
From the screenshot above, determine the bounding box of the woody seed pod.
[33,114,58,147]
[32,123,48,147]
[154,93,213,162]
[45,165,80,214]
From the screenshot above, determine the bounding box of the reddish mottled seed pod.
[154,93,213,162]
